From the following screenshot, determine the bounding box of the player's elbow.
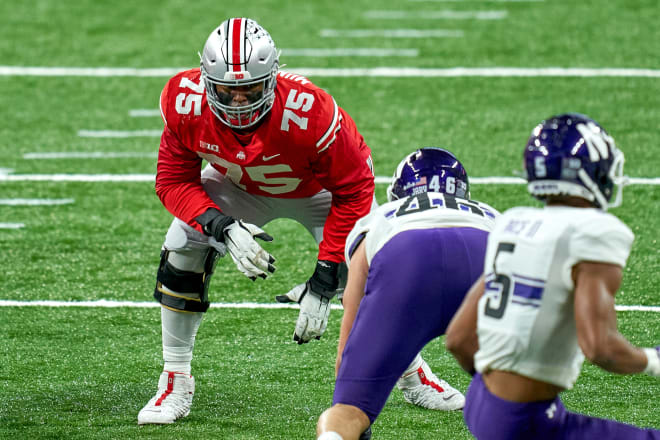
[445,319,474,357]
[445,330,476,373]
[579,334,616,369]
[444,330,463,356]
[154,182,169,204]
[585,348,619,371]
[445,339,470,365]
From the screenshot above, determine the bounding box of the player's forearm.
[587,332,650,374]
[336,298,360,375]
[156,180,217,226]
[335,245,368,375]
[318,202,371,262]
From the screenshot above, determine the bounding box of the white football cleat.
[396,358,465,411]
[138,371,195,425]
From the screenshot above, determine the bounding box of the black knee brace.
[153,249,219,312]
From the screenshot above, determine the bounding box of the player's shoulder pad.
[276,72,341,153]
[570,209,634,267]
[574,209,633,240]
[159,68,206,129]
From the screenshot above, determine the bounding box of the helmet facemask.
[202,64,278,129]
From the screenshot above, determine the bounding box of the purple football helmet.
[386,147,470,202]
[524,113,626,210]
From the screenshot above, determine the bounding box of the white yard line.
[376,176,660,185]
[0,223,25,229]
[3,66,660,77]
[0,198,74,205]
[282,48,420,57]
[129,109,162,117]
[292,67,660,78]
[78,129,162,138]
[0,299,655,312]
[0,174,155,182]
[320,29,464,38]
[0,66,185,77]
[2,174,659,185]
[0,299,309,309]
[24,152,157,159]
[408,0,544,2]
[364,10,507,19]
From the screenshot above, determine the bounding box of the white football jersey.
[345,192,499,266]
[474,206,634,389]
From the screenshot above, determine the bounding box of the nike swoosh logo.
[262,154,281,161]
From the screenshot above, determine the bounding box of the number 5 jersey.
[156,68,375,262]
[474,206,634,389]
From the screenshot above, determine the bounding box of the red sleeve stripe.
[316,98,340,150]
[229,18,246,72]
[317,114,342,153]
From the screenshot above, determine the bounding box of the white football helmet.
[200,18,279,129]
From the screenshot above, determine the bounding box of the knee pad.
[153,249,219,313]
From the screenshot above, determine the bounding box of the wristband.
[309,260,340,300]
[643,347,660,377]
[195,208,234,240]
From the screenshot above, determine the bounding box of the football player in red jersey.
[137,17,375,425]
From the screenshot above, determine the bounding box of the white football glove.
[196,208,276,281]
[276,282,331,344]
[223,220,276,280]
[643,346,660,377]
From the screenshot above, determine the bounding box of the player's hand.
[276,282,331,344]
[275,260,340,343]
[196,208,276,280]
[643,346,660,377]
[224,220,276,280]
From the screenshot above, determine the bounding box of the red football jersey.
[156,68,375,262]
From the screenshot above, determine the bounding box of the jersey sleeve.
[310,96,375,263]
[568,214,634,268]
[155,76,219,229]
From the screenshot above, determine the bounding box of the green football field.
[1,0,658,438]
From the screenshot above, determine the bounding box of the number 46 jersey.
[345,192,499,266]
[474,206,634,390]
